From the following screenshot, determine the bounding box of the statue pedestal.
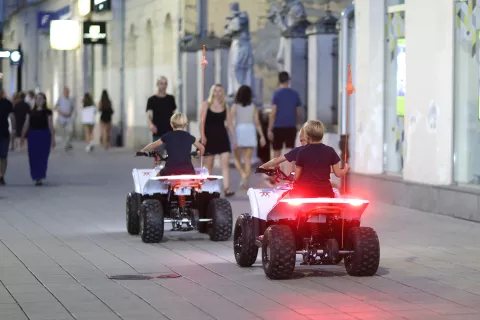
[282,36,308,123]
[306,13,339,128]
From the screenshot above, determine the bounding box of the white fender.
[132,168,169,195]
[247,187,286,221]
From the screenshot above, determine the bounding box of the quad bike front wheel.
[139,199,164,243]
[126,192,139,235]
[262,225,296,280]
[233,214,258,267]
[344,227,380,276]
[208,198,233,241]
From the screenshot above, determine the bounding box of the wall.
[403,0,454,185]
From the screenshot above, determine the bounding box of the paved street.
[2,145,480,320]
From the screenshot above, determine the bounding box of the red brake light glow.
[280,198,368,206]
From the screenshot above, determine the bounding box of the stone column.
[306,12,338,127]
[214,38,230,91]
[402,0,454,185]
[353,0,386,174]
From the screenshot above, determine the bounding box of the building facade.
[2,0,181,148]
[351,0,480,221]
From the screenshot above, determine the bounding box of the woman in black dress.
[98,90,114,150]
[200,84,237,197]
[21,92,55,186]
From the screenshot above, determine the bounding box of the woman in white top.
[231,85,266,189]
[81,93,96,152]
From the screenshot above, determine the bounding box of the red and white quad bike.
[126,150,233,243]
[233,167,380,280]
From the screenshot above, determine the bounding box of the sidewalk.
[2,145,480,320]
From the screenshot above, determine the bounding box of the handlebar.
[135,150,200,162]
[255,166,293,182]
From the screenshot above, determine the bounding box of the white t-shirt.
[56,96,74,123]
[82,105,96,124]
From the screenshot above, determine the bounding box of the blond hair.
[207,84,225,106]
[299,126,305,137]
[170,112,188,129]
[302,120,325,142]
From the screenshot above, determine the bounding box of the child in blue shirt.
[141,112,204,175]
[292,120,350,198]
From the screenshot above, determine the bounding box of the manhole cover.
[108,275,153,280]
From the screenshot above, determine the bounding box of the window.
[383,5,405,174]
[453,0,480,185]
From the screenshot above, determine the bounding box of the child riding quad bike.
[126,149,233,243]
[233,166,380,279]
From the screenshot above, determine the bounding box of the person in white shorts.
[231,85,266,189]
[55,86,75,151]
[81,93,96,152]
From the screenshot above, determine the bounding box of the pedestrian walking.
[267,71,302,174]
[54,86,74,151]
[0,89,15,185]
[146,76,177,154]
[200,84,237,197]
[25,90,35,108]
[98,90,114,150]
[21,92,56,186]
[12,91,31,150]
[82,92,96,152]
[231,85,266,189]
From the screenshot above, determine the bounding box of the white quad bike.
[233,167,380,280]
[126,150,233,243]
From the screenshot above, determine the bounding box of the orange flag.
[201,45,208,69]
[346,64,355,96]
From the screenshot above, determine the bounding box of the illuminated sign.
[0,49,22,65]
[92,0,111,12]
[78,0,91,16]
[37,5,71,31]
[50,20,81,50]
[83,21,107,45]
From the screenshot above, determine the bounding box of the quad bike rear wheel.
[344,227,380,276]
[208,198,233,241]
[139,199,164,243]
[262,225,296,280]
[196,192,219,233]
[233,214,258,267]
[126,192,140,235]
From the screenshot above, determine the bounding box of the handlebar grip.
[135,151,148,157]
[255,167,274,175]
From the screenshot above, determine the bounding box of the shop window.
[383,6,405,174]
[453,0,480,185]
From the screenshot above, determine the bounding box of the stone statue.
[224,2,255,98]
[267,0,310,70]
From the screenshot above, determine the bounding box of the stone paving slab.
[1,146,480,319]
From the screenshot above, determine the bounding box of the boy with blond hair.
[292,120,350,198]
[141,112,204,175]
[259,126,307,172]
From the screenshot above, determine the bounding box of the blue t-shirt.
[295,143,340,188]
[161,130,196,174]
[271,87,301,128]
[284,146,305,162]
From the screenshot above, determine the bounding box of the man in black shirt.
[146,76,177,153]
[12,91,31,150]
[0,90,15,185]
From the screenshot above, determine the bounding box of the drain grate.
[108,273,181,280]
[108,275,153,280]
[153,274,181,279]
